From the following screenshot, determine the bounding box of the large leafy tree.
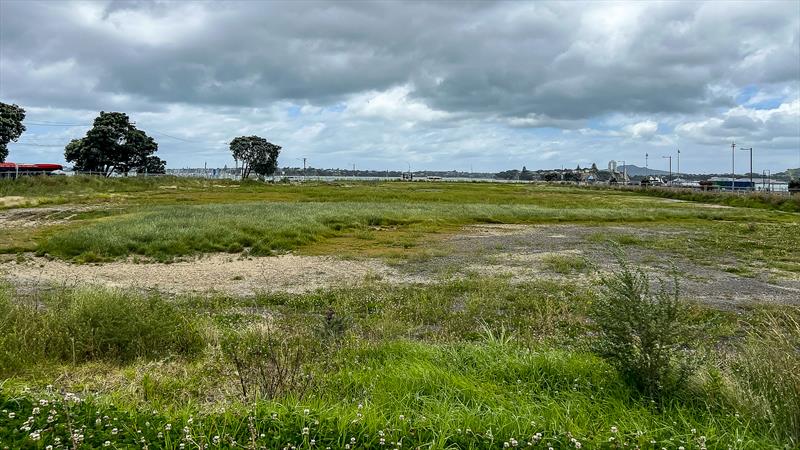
[230,136,281,179]
[64,111,165,176]
[0,102,26,162]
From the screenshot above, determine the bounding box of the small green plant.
[541,254,590,274]
[589,255,694,400]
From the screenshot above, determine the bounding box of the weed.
[589,255,695,401]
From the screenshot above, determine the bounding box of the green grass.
[35,197,796,262]
[3,279,797,448]
[540,254,591,274]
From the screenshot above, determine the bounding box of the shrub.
[589,257,694,400]
[220,324,314,401]
[0,286,205,373]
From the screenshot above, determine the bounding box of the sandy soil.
[3,253,405,296]
[0,204,98,228]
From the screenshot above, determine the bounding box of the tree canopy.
[64,112,164,176]
[230,136,281,179]
[0,102,26,162]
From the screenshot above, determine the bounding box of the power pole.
[730,141,736,191]
[662,155,672,185]
[740,147,753,191]
[303,157,307,182]
[645,153,649,175]
[676,149,680,180]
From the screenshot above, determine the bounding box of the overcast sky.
[1,0,799,173]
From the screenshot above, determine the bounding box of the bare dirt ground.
[3,253,408,296]
[0,204,98,228]
[407,224,800,308]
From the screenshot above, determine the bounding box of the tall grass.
[0,285,204,374]
[729,308,800,445]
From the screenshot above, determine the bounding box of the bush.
[220,324,315,401]
[589,257,694,400]
[0,286,205,373]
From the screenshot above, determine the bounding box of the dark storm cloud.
[2,0,797,120]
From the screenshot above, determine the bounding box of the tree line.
[0,102,281,178]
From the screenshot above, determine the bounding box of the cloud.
[676,99,800,149]
[1,1,798,171]
[624,120,659,139]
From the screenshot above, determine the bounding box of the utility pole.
[303,157,307,182]
[730,141,736,191]
[740,147,753,191]
[662,155,672,185]
[676,149,680,181]
[645,153,649,176]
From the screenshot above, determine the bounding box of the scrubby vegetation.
[2,275,799,448]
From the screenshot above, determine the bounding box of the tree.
[230,136,281,179]
[0,102,26,162]
[591,163,598,172]
[494,169,520,180]
[519,166,534,181]
[64,111,164,176]
[563,171,581,182]
[542,172,560,182]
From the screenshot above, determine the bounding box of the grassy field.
[1,177,799,449]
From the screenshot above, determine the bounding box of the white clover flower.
[311,439,316,446]
[302,427,309,435]
[8,412,15,419]
[304,409,310,415]
[399,415,405,421]
[504,442,510,448]
[164,424,172,431]
[112,428,119,435]
[104,441,111,447]
[29,431,41,441]
[46,446,53,450]
[96,418,102,426]
[611,426,618,433]
[32,407,40,415]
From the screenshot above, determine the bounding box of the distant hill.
[618,164,670,176]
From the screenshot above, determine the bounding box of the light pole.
[406,162,412,181]
[730,141,736,191]
[740,147,753,191]
[676,148,680,181]
[662,155,672,185]
[645,153,649,176]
